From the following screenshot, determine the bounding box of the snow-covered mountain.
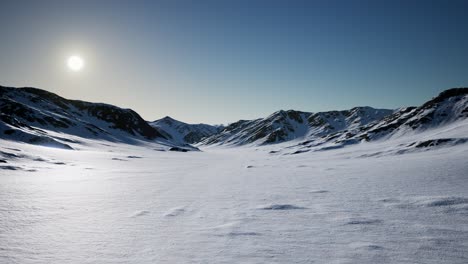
[358,88,468,139]
[199,110,312,146]
[283,88,468,154]
[200,88,468,149]
[0,86,195,151]
[199,107,393,146]
[2,85,467,152]
[328,88,468,142]
[149,116,223,144]
[305,106,394,138]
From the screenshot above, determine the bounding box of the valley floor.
[1,139,468,263]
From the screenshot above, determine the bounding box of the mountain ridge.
[198,107,395,146]
[0,85,195,151]
[1,85,467,152]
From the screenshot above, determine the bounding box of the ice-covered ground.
[1,135,468,263]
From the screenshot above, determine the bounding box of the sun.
[67,55,84,71]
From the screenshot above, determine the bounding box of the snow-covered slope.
[0,86,196,151]
[1,129,467,263]
[200,107,393,146]
[149,116,222,144]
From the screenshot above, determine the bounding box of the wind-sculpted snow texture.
[1,132,467,263]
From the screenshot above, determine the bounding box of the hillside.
[0,86,194,151]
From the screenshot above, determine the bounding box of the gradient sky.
[1,0,468,124]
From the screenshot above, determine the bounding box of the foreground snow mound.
[423,197,468,207]
[258,204,307,210]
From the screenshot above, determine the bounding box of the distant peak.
[152,116,178,124]
[351,106,374,110]
[271,109,308,116]
[162,116,175,121]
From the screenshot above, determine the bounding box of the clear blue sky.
[1,0,467,124]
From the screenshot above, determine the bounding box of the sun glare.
[67,55,84,71]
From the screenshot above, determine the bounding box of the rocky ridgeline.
[1,85,467,151]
